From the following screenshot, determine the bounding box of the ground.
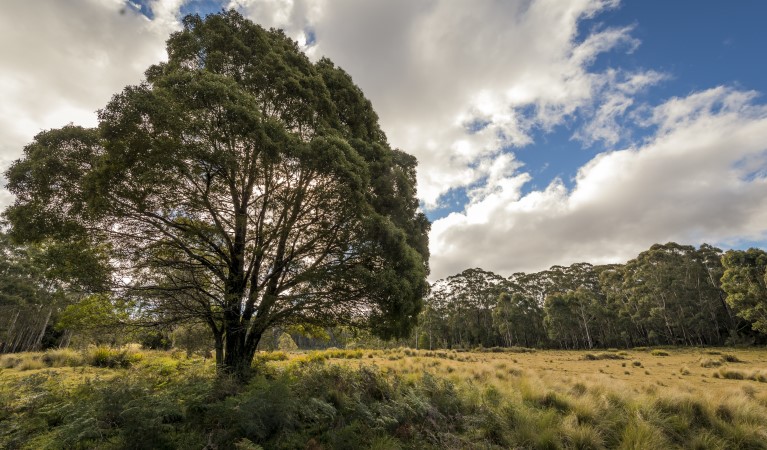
[3,346,767,449]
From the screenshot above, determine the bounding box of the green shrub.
[86,346,142,368]
[505,346,536,353]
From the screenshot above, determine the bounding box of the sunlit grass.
[3,346,767,448]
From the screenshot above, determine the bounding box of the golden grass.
[4,346,765,398]
[3,346,767,448]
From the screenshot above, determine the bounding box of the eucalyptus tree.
[492,291,545,347]
[4,11,429,377]
[618,243,729,345]
[721,248,767,333]
[0,229,108,352]
[426,268,506,348]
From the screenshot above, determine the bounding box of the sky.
[2,0,767,281]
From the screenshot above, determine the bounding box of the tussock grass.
[1,350,86,371]
[42,348,85,367]
[713,367,767,383]
[16,356,45,371]
[85,346,143,368]
[700,357,723,368]
[3,347,767,448]
[721,353,745,363]
[583,352,625,360]
[651,349,670,356]
[475,346,536,354]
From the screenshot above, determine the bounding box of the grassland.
[3,346,767,449]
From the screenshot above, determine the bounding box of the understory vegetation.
[3,347,767,449]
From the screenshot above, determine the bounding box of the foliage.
[0,231,108,353]
[721,248,767,333]
[172,322,213,357]
[56,293,133,346]
[420,242,760,351]
[276,333,298,352]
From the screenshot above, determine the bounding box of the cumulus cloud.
[430,87,767,278]
[4,0,767,284]
[0,0,182,207]
[232,0,650,207]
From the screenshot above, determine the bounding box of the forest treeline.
[2,234,767,353]
[417,242,767,350]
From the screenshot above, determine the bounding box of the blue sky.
[2,0,767,279]
[516,1,767,201]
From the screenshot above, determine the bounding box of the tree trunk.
[34,308,52,351]
[214,333,224,369]
[219,325,262,380]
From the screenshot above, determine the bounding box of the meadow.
[2,346,767,449]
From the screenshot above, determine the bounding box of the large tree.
[4,11,429,377]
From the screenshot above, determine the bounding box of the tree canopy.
[416,242,762,350]
[721,248,767,333]
[4,11,429,377]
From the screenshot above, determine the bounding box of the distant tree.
[4,11,428,378]
[543,288,598,349]
[0,230,108,352]
[55,294,132,347]
[277,332,298,351]
[171,322,213,357]
[427,268,506,348]
[721,248,767,333]
[615,243,730,346]
[492,292,545,348]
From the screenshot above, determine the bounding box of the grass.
[3,346,767,448]
[583,352,626,360]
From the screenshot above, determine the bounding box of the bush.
[277,333,298,352]
[17,356,45,371]
[700,358,722,368]
[253,351,288,364]
[86,346,142,368]
[41,348,85,367]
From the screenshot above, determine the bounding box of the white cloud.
[430,87,767,279]
[575,69,667,147]
[4,0,767,284]
[0,0,182,207]
[232,0,645,208]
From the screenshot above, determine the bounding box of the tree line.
[416,243,767,350]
